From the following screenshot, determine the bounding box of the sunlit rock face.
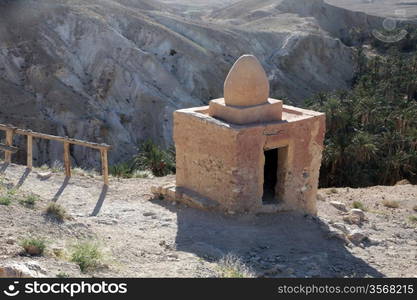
[0,0,381,167]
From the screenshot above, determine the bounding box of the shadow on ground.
[151,197,384,278]
[91,185,108,216]
[0,162,9,174]
[14,168,31,189]
[0,163,108,217]
[52,177,70,202]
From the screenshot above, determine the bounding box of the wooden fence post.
[100,148,109,185]
[0,123,110,182]
[63,141,71,177]
[4,129,13,163]
[27,135,33,169]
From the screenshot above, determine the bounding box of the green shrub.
[109,162,135,178]
[70,242,103,272]
[20,237,46,256]
[408,215,417,223]
[56,272,70,278]
[45,203,67,222]
[51,160,64,173]
[20,194,39,208]
[110,140,175,178]
[134,140,175,177]
[352,201,366,211]
[0,194,12,205]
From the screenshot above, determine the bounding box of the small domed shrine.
[152,55,325,215]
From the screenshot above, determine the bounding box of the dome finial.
[224,55,270,107]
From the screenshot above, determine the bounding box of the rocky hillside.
[0,0,393,168]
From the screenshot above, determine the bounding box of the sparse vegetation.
[109,162,135,178]
[45,203,67,222]
[39,164,97,178]
[56,272,70,278]
[326,188,338,195]
[0,194,12,205]
[408,216,417,223]
[52,248,66,259]
[134,140,176,177]
[70,242,103,273]
[413,205,417,212]
[20,194,39,208]
[72,167,97,178]
[382,200,400,209]
[110,140,175,178]
[353,201,366,211]
[40,160,64,173]
[217,254,255,278]
[20,237,46,256]
[0,187,17,205]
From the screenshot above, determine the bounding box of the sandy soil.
[0,162,416,278]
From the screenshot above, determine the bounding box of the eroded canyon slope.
[0,0,397,167]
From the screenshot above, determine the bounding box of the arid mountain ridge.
[0,0,412,168]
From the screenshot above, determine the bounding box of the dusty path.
[0,162,416,277]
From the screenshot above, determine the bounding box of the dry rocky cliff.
[0,0,407,168]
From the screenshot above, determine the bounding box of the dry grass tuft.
[20,236,46,256]
[217,254,256,278]
[45,203,68,222]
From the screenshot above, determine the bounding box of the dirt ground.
[0,162,416,278]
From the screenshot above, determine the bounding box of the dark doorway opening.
[263,148,278,204]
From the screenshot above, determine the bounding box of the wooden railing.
[0,124,111,185]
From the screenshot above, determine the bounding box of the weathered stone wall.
[174,105,325,215]
[174,108,240,209]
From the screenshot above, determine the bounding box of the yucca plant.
[133,140,175,177]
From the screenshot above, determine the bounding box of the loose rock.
[37,172,52,180]
[330,201,347,212]
[0,262,45,278]
[347,230,367,244]
[331,223,349,234]
[344,209,366,225]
